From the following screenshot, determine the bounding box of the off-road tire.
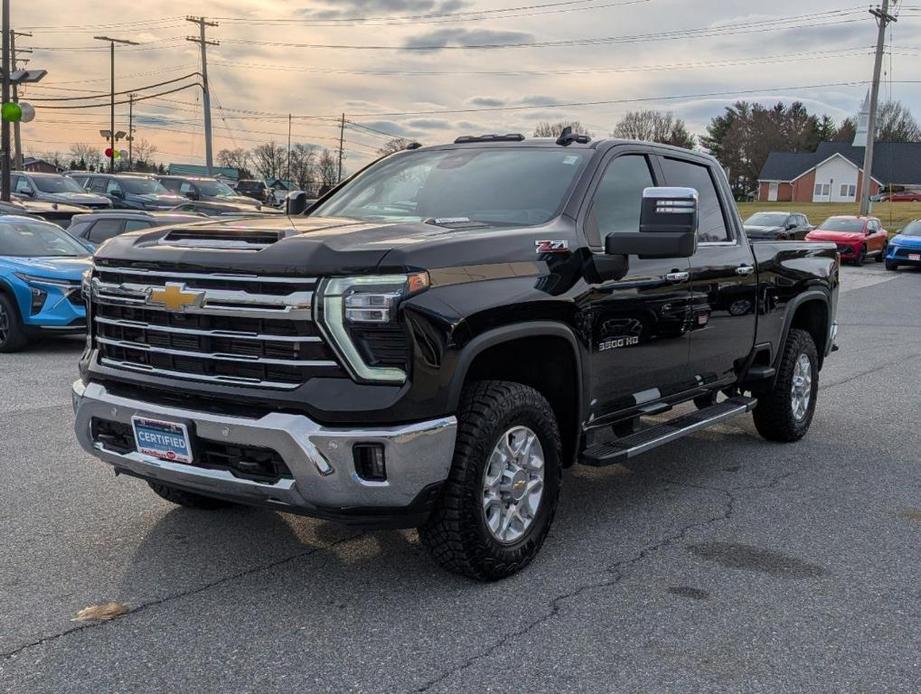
[147,481,233,510]
[752,328,819,443]
[0,293,29,353]
[419,380,562,581]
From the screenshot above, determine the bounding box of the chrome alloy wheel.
[482,426,545,544]
[790,353,813,422]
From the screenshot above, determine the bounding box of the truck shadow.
[119,421,774,599]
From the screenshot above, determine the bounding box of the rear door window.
[88,177,108,194]
[87,218,125,244]
[660,157,732,243]
[123,220,153,232]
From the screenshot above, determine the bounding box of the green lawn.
[736,201,921,235]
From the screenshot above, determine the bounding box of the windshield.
[119,177,170,195]
[745,212,789,226]
[819,218,865,233]
[900,221,921,237]
[196,180,236,197]
[31,175,85,194]
[313,148,589,227]
[0,219,89,257]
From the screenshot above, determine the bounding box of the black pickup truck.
[73,134,839,580]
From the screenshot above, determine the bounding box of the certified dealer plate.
[131,416,193,464]
[910,254,920,261]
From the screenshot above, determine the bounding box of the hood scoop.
[156,227,293,250]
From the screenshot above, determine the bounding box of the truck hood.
[40,192,110,206]
[132,193,188,207]
[1,255,91,280]
[93,215,560,276]
[807,230,863,242]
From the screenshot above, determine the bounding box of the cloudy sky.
[13,0,921,170]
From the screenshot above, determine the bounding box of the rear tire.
[147,481,233,510]
[419,380,562,581]
[0,293,29,353]
[752,329,819,443]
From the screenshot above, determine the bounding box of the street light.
[93,36,139,173]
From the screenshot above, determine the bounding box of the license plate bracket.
[131,416,194,464]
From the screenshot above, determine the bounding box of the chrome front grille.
[89,265,344,389]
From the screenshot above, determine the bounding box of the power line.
[35,83,203,110]
[26,73,202,101]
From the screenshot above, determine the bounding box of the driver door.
[579,151,693,423]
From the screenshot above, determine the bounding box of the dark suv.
[69,173,187,211]
[235,179,272,204]
[157,175,261,209]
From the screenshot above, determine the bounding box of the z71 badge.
[598,336,640,352]
[535,240,569,254]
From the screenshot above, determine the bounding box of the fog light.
[30,287,47,315]
[353,443,386,482]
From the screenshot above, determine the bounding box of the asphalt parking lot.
[2,263,920,693]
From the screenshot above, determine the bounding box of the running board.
[580,396,757,467]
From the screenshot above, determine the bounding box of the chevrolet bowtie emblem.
[147,283,205,312]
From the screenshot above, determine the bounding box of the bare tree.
[377,137,413,155]
[288,143,319,193]
[69,143,103,171]
[36,151,66,170]
[613,110,696,149]
[251,142,287,180]
[317,149,338,189]
[131,138,158,167]
[533,121,590,138]
[876,100,921,142]
[217,148,253,178]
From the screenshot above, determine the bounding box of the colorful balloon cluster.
[104,148,130,159]
[1,102,35,123]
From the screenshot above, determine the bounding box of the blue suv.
[0,216,91,352]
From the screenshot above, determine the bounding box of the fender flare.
[446,320,586,424]
[774,289,830,370]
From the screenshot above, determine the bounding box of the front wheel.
[885,260,899,271]
[419,380,562,581]
[876,244,887,262]
[752,328,819,442]
[0,293,29,353]
[855,246,867,265]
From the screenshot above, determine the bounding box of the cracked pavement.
[2,263,920,693]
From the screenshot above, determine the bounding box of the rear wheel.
[0,293,29,353]
[419,380,562,581]
[147,481,234,510]
[752,328,819,443]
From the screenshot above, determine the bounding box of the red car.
[882,191,921,202]
[805,216,888,265]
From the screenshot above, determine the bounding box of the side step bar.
[580,396,757,467]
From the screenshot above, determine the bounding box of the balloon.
[113,150,121,159]
[1,102,22,123]
[18,103,35,123]
[119,149,128,159]
[104,147,113,158]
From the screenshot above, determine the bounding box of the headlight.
[14,272,79,290]
[317,272,430,384]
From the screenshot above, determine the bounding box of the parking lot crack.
[0,532,363,661]
[413,471,794,692]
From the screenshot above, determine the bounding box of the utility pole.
[2,0,11,201]
[286,113,292,184]
[128,92,136,170]
[186,17,218,175]
[859,0,897,215]
[11,31,31,170]
[337,113,345,183]
[94,36,139,173]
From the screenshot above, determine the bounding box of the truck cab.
[73,135,839,580]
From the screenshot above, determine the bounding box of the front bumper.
[72,380,457,528]
[887,246,921,265]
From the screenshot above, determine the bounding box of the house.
[757,141,921,203]
[22,157,60,173]
[167,163,240,181]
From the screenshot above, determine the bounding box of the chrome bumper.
[72,380,457,524]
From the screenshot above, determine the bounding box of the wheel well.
[789,299,828,366]
[464,335,580,466]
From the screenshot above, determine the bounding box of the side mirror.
[21,187,34,197]
[604,187,699,259]
[184,189,199,200]
[286,190,309,216]
[111,189,124,199]
[786,222,797,230]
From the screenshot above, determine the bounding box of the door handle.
[736,266,755,276]
[665,271,689,283]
